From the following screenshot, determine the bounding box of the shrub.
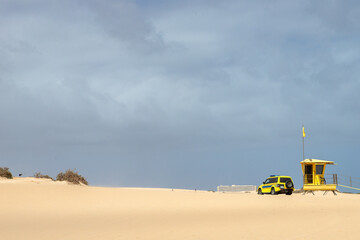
[0,167,13,179]
[33,172,54,181]
[56,169,88,185]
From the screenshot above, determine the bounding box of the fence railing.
[336,175,360,187]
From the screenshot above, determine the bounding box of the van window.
[280,178,292,183]
[269,178,278,183]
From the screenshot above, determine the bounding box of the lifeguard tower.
[301,159,337,195]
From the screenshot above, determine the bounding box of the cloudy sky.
[1,0,360,189]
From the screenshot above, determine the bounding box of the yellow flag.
[302,126,306,138]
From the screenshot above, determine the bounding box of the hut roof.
[300,159,335,164]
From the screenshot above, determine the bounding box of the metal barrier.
[217,185,257,192]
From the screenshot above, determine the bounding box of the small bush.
[56,169,88,185]
[0,167,13,179]
[33,172,54,181]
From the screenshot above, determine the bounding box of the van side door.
[262,178,272,193]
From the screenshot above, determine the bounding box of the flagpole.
[302,125,305,160]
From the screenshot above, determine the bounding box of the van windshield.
[280,177,292,183]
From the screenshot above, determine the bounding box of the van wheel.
[286,191,293,195]
[258,189,263,195]
[271,188,276,195]
[285,181,293,188]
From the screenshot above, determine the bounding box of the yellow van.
[258,175,294,195]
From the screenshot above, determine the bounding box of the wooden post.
[350,176,352,187]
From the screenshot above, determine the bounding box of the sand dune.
[1,177,359,240]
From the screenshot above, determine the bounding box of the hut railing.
[303,174,338,185]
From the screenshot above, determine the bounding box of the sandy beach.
[1,177,359,240]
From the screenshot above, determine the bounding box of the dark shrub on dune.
[56,169,88,185]
[33,172,54,181]
[0,167,13,179]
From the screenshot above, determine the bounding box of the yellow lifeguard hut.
[301,159,337,195]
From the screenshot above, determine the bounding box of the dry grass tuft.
[56,169,88,185]
[0,167,13,179]
[33,172,54,181]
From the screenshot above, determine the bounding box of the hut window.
[316,165,324,174]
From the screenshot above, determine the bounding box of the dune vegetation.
[56,169,88,185]
[0,167,13,179]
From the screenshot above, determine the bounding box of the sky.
[1,0,360,190]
